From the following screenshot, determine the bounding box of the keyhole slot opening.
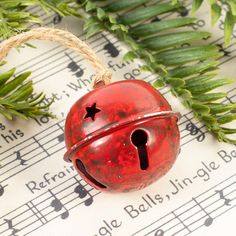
[76,159,107,189]
[131,129,149,170]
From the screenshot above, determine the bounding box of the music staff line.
[0,69,159,161]
[28,39,120,84]
[179,85,236,146]
[25,0,236,84]
[196,24,236,65]
[12,2,235,236]
[225,87,236,104]
[154,189,236,236]
[0,110,208,192]
[220,53,236,66]
[0,168,235,236]
[17,41,120,86]
[196,7,236,63]
[145,0,236,65]
[0,121,62,161]
[1,53,218,192]
[0,176,99,236]
[216,35,236,64]
[153,183,236,236]
[210,35,236,51]
[0,121,65,183]
[131,173,236,236]
[5,184,91,232]
[18,2,193,88]
[0,120,64,159]
[16,32,110,73]
[15,2,236,107]
[1,76,168,183]
[28,5,64,27]
[0,122,64,168]
[0,1,233,234]
[0,172,77,219]
[15,32,120,79]
[179,112,207,146]
[23,3,121,64]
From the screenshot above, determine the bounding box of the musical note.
[4,218,19,236]
[154,229,164,236]
[57,133,65,143]
[84,196,94,206]
[61,210,69,220]
[53,13,62,25]
[65,52,84,77]
[204,217,213,227]
[217,43,231,57]
[0,184,4,196]
[179,6,189,17]
[74,184,88,199]
[193,198,213,227]
[65,52,79,71]
[185,122,205,142]
[74,177,94,206]
[15,151,27,166]
[102,34,120,58]
[215,189,231,206]
[49,190,69,220]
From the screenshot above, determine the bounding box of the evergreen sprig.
[0,0,236,144]
[0,0,80,40]
[0,0,80,120]
[0,63,54,120]
[192,0,236,46]
[77,0,236,144]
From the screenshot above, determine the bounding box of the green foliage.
[192,0,236,46]
[0,0,80,120]
[0,63,54,120]
[79,0,236,144]
[0,0,80,40]
[1,0,236,144]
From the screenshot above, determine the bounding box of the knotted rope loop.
[0,27,112,89]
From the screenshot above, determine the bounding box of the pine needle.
[0,0,80,120]
[0,66,54,120]
[1,0,236,144]
[78,0,236,144]
[192,0,236,46]
[0,0,80,40]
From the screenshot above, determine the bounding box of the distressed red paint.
[64,80,180,192]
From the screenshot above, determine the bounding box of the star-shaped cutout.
[84,103,101,121]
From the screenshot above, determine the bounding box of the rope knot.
[92,70,112,89]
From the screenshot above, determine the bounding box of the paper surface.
[0,2,236,236]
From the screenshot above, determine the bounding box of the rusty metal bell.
[64,80,180,192]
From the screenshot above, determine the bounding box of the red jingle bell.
[0,28,179,192]
[64,80,180,192]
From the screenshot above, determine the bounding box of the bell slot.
[76,159,107,189]
[131,129,149,170]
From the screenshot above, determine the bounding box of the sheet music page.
[0,1,236,236]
